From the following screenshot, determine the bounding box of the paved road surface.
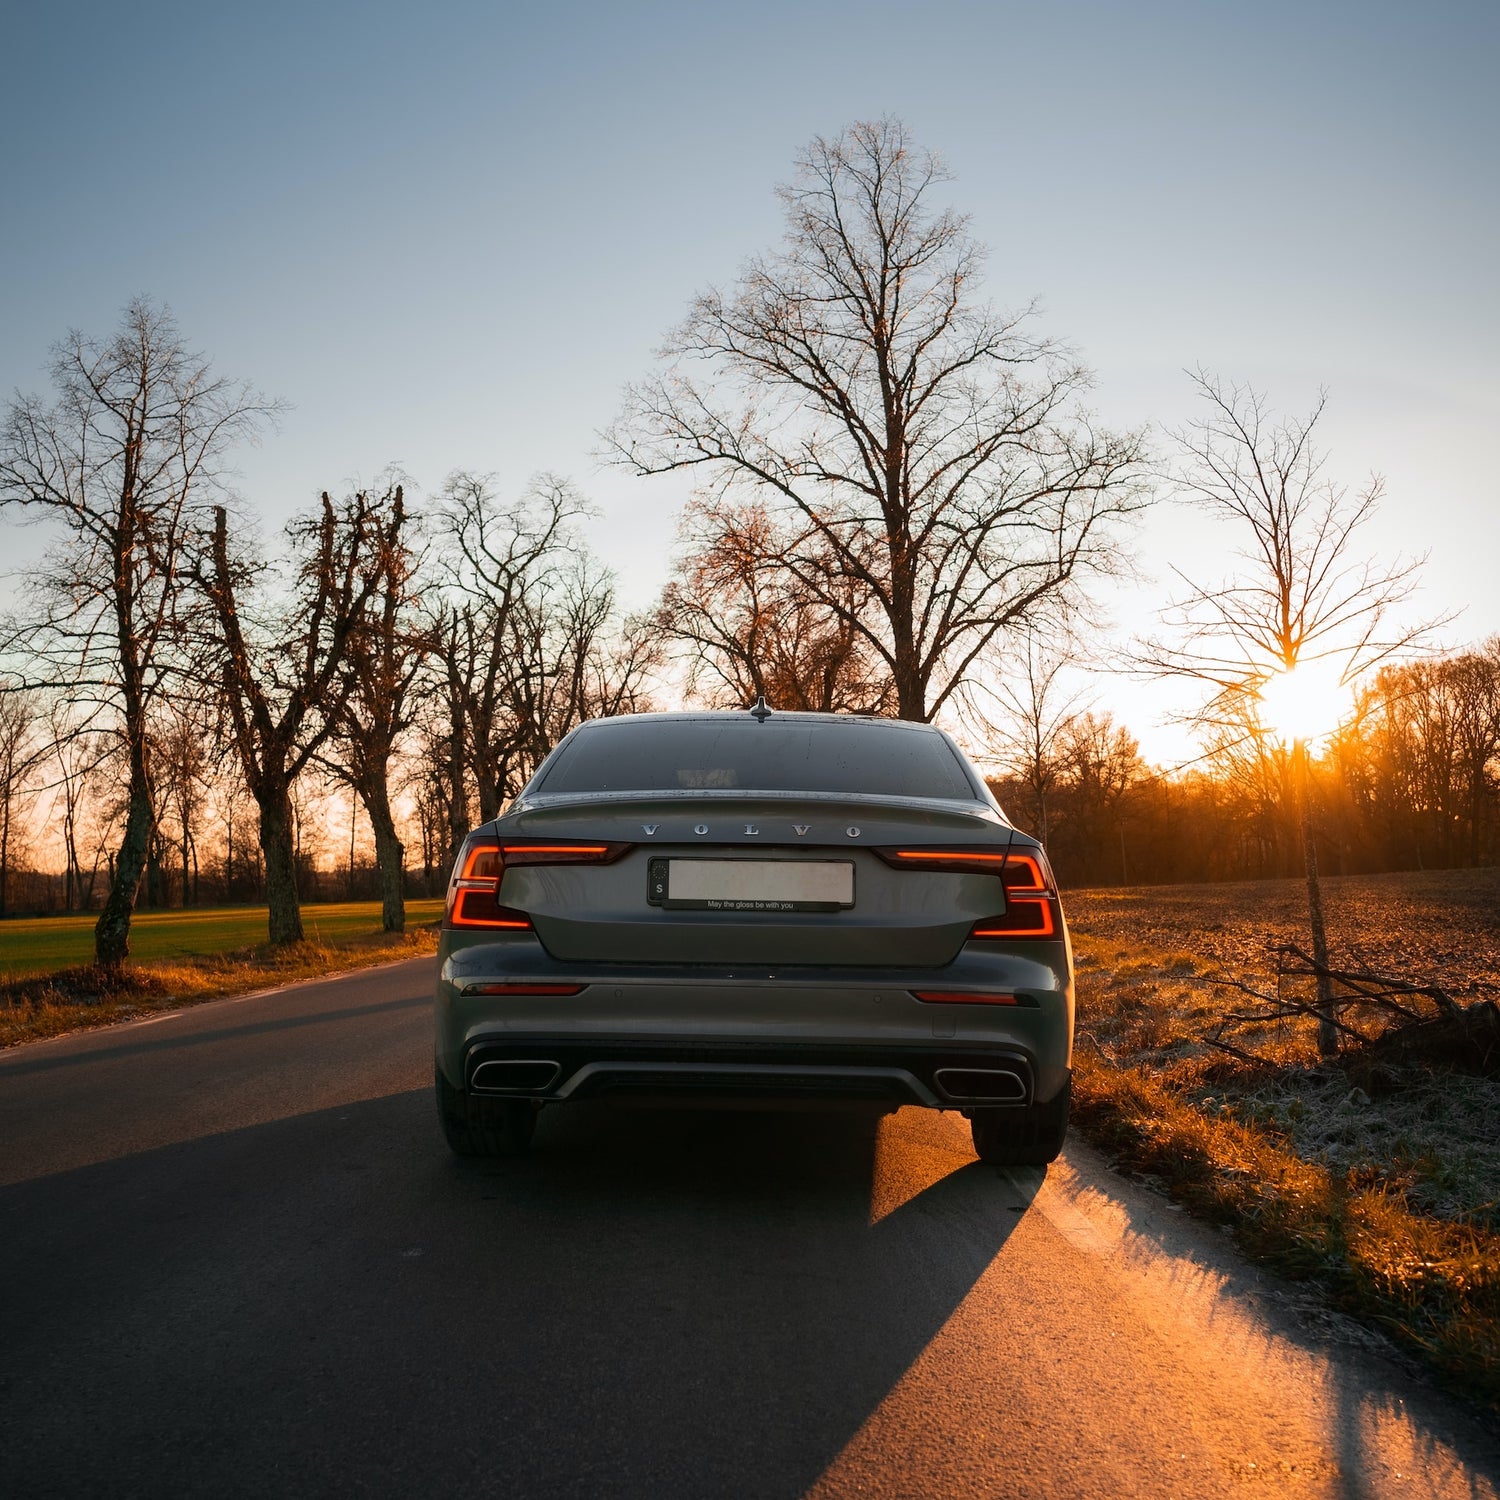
[2,957,1497,1499]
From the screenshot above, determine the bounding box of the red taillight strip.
[458,844,503,879]
[450,891,533,929]
[500,841,631,866]
[462,982,586,996]
[891,849,1009,864]
[874,847,1011,875]
[971,904,1057,939]
[911,990,1021,1005]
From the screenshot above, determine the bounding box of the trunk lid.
[493,793,1012,968]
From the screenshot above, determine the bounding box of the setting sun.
[1257,658,1349,744]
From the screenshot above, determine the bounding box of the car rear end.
[434,712,1073,1163]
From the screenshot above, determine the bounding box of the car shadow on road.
[0,1086,1031,1499]
[6,1089,1497,1499]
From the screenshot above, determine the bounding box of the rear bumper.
[435,933,1074,1110]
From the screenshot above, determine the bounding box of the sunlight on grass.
[0,898,444,1050]
[1066,868,1500,1413]
[0,899,444,980]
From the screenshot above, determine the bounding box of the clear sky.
[3,0,1496,764]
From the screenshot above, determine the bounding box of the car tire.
[969,1077,1070,1167]
[435,1064,538,1157]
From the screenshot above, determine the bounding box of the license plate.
[647,858,854,912]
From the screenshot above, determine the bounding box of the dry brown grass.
[1065,866,1500,1411]
[0,925,438,1049]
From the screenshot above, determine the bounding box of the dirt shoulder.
[1064,867,1500,1413]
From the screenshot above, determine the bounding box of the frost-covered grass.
[1065,867,1500,1410]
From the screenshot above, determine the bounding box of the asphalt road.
[2,958,1497,1500]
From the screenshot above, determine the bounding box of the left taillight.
[443,836,632,930]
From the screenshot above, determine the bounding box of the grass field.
[0,898,444,1048]
[0,899,445,981]
[1064,866,1500,1411]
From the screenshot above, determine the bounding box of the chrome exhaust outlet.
[933,1067,1028,1104]
[471,1059,562,1093]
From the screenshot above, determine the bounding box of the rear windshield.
[531,718,980,801]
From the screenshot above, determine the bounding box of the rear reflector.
[911,990,1021,1005]
[971,902,1057,939]
[462,982,586,996]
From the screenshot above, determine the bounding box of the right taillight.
[969,850,1061,941]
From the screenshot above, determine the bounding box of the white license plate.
[660,859,854,912]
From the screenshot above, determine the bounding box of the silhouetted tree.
[0,300,275,966]
[612,118,1147,722]
[1140,373,1443,1052]
[322,483,427,932]
[658,498,895,714]
[0,691,46,917]
[199,493,382,946]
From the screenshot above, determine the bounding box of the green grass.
[0,899,445,980]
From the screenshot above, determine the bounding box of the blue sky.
[3,0,1496,760]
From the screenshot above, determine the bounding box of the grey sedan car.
[434,708,1073,1165]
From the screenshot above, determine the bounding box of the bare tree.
[199,494,381,947]
[424,602,478,868]
[432,472,656,820]
[0,300,275,966]
[0,690,47,916]
[1140,372,1438,712]
[322,483,428,932]
[434,473,588,819]
[610,118,1147,723]
[972,630,1088,842]
[46,718,114,913]
[154,702,211,907]
[1056,712,1148,884]
[659,497,895,714]
[1140,373,1444,1053]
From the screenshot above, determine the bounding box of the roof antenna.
[749,694,772,722]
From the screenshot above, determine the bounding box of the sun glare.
[1257,659,1348,745]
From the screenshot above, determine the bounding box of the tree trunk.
[1,787,9,919]
[1296,740,1339,1058]
[364,787,406,934]
[446,720,470,868]
[258,787,304,947]
[95,768,153,969]
[892,632,925,723]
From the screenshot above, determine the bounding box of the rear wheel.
[435,1065,537,1157]
[969,1078,1070,1167]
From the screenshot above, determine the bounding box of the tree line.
[0,302,660,962]
[986,640,1500,887]
[2,119,1490,967]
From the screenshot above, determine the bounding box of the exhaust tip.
[933,1067,1027,1104]
[471,1058,562,1093]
